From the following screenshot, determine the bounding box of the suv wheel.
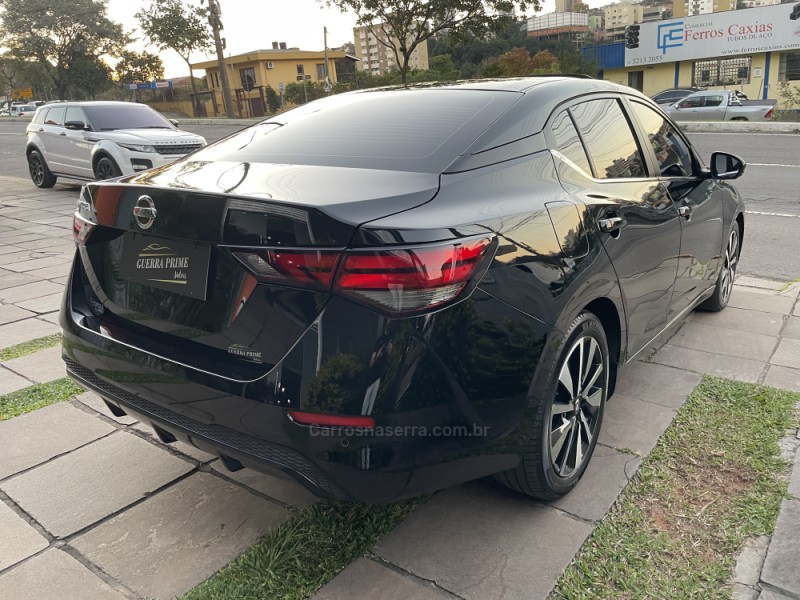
[95,156,121,180]
[28,150,57,188]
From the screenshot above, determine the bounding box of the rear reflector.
[765,107,774,119]
[72,213,95,245]
[287,410,375,428]
[232,237,494,315]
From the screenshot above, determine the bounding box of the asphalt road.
[0,120,797,281]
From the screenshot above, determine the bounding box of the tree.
[531,49,557,70]
[498,47,534,76]
[265,85,280,113]
[115,50,165,84]
[322,0,536,85]
[136,0,212,116]
[573,2,589,12]
[0,0,127,99]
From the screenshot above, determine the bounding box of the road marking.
[748,162,800,168]
[746,210,800,218]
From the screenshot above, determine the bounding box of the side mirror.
[64,120,87,131]
[169,119,179,127]
[710,151,746,180]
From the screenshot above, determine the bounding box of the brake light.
[335,238,492,314]
[232,237,494,315]
[765,107,774,119]
[72,213,95,245]
[287,410,375,428]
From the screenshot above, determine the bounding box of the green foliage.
[283,80,329,105]
[0,334,62,363]
[498,47,535,76]
[777,80,800,108]
[264,85,280,113]
[321,0,537,84]
[114,50,165,84]
[0,378,84,421]
[0,0,128,99]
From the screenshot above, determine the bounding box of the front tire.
[94,156,121,180]
[28,150,57,188]
[496,311,609,500]
[699,224,740,312]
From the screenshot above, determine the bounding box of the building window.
[296,64,305,81]
[693,57,751,86]
[239,67,255,91]
[779,51,800,81]
[316,63,326,80]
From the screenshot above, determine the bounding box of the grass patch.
[554,377,799,599]
[0,377,84,421]
[182,497,426,600]
[0,333,62,362]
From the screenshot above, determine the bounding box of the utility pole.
[323,26,332,94]
[205,0,234,118]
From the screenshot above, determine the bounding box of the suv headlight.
[117,142,156,153]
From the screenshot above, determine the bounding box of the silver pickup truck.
[664,90,774,121]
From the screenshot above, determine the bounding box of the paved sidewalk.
[1,175,798,599]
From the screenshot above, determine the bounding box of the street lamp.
[202,0,234,118]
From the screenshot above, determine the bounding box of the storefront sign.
[625,3,800,67]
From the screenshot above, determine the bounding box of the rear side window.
[550,110,591,175]
[32,109,47,124]
[569,99,647,179]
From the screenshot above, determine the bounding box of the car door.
[626,100,723,320]
[60,106,94,178]
[36,106,70,172]
[670,96,703,121]
[552,97,681,357]
[695,94,726,120]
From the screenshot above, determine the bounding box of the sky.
[107,0,578,79]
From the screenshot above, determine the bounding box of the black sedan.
[61,77,745,502]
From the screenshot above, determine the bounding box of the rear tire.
[28,150,57,188]
[495,311,609,500]
[699,224,740,312]
[94,156,121,180]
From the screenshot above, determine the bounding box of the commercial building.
[192,44,358,117]
[584,3,800,104]
[673,0,737,18]
[527,12,589,44]
[603,1,644,41]
[353,23,429,75]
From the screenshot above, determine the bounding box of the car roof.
[37,101,151,108]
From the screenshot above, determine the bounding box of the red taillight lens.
[232,249,341,290]
[287,410,375,428]
[72,213,95,245]
[765,107,774,119]
[335,238,492,314]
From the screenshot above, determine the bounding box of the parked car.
[62,77,745,503]
[25,101,206,187]
[13,104,36,118]
[651,87,704,105]
[664,90,774,121]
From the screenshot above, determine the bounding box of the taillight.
[765,107,774,119]
[287,410,375,428]
[72,213,95,245]
[232,249,340,290]
[232,236,494,315]
[335,238,493,314]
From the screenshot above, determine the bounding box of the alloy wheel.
[29,155,43,185]
[550,335,607,477]
[96,160,115,180]
[720,228,739,304]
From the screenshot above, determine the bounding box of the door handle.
[38,128,44,132]
[59,132,67,136]
[598,216,625,233]
[678,205,692,219]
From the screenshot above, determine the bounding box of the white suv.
[25,101,206,188]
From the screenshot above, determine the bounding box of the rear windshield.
[83,104,174,131]
[191,89,520,173]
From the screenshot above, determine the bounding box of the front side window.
[569,99,647,179]
[64,107,87,126]
[629,102,694,177]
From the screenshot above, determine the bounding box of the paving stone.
[0,367,31,396]
[373,482,592,600]
[615,360,701,409]
[0,549,128,600]
[727,289,795,315]
[15,292,64,314]
[733,535,770,586]
[0,317,60,349]
[548,445,641,522]
[0,500,48,571]
[758,589,797,600]
[782,317,800,341]
[0,303,34,326]
[3,431,193,537]
[734,277,787,291]
[599,393,676,457]
[2,346,65,384]
[690,307,785,337]
[37,311,60,325]
[790,449,800,499]
[74,391,137,425]
[3,256,71,274]
[0,272,37,291]
[315,558,449,600]
[0,280,65,304]
[667,322,777,362]
[0,245,25,256]
[731,583,759,600]
[760,498,800,596]
[72,472,289,600]
[131,422,215,463]
[210,459,318,508]
[0,402,114,480]
[771,339,800,370]
[763,366,800,393]
[651,345,765,383]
